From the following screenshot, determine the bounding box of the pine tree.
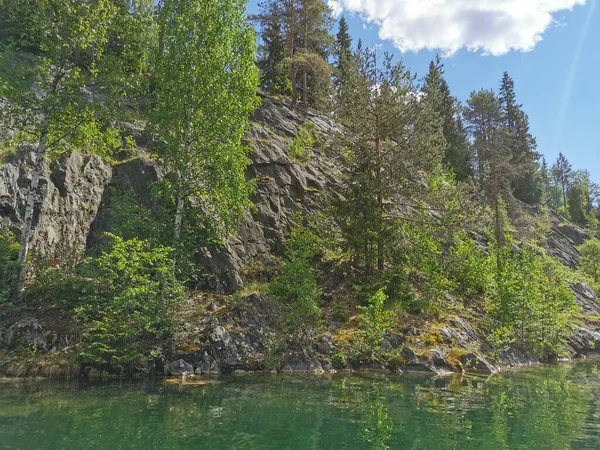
[498,72,541,204]
[255,0,333,108]
[568,170,600,227]
[335,47,445,271]
[464,90,511,246]
[423,57,472,180]
[551,152,573,212]
[255,0,291,95]
[334,16,352,87]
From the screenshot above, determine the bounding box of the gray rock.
[459,352,497,374]
[169,359,194,376]
[542,213,591,268]
[209,326,243,373]
[572,283,600,316]
[430,347,453,372]
[315,333,335,355]
[1,150,112,265]
[282,349,322,373]
[3,317,54,350]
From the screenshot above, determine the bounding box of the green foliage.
[345,289,397,364]
[151,0,259,256]
[289,121,316,162]
[448,234,493,297]
[269,227,322,339]
[488,247,578,358]
[331,352,347,369]
[73,235,184,369]
[578,240,600,293]
[0,224,19,304]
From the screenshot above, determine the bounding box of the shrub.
[0,223,19,304]
[448,234,493,297]
[74,234,185,370]
[332,352,347,369]
[289,122,316,162]
[269,227,322,340]
[488,247,578,358]
[578,239,600,290]
[346,289,397,364]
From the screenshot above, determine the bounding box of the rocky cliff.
[1,95,600,377]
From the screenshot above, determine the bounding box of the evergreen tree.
[498,72,541,204]
[333,16,352,87]
[255,0,333,108]
[568,170,600,227]
[423,57,472,180]
[551,152,573,211]
[335,47,445,272]
[151,0,259,264]
[539,156,563,209]
[255,0,291,95]
[464,90,511,246]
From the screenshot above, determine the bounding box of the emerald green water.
[2,362,600,449]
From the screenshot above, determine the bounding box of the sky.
[246,0,600,182]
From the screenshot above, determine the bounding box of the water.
[2,361,600,449]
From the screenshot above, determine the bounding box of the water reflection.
[1,362,600,449]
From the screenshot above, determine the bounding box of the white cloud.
[328,0,587,56]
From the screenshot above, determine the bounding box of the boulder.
[3,318,54,350]
[169,359,194,376]
[209,326,243,373]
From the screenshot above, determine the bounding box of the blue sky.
[246,0,600,182]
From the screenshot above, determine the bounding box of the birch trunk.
[16,113,50,297]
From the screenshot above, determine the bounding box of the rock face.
[196,95,344,293]
[3,317,54,351]
[2,96,600,377]
[542,213,590,268]
[0,150,112,262]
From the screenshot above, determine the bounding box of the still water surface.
[2,361,600,449]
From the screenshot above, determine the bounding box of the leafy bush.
[389,223,455,315]
[448,234,493,297]
[74,234,185,370]
[269,227,322,339]
[488,247,578,358]
[578,239,600,292]
[332,352,347,369]
[346,289,397,364]
[289,121,316,162]
[0,224,19,304]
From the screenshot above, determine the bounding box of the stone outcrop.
[196,95,344,293]
[2,95,600,377]
[542,213,590,268]
[0,150,112,262]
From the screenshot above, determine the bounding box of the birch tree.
[0,0,119,296]
[151,0,259,262]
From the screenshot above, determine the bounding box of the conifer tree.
[423,57,472,180]
[464,90,511,246]
[498,72,541,204]
[334,16,352,87]
[255,0,291,95]
[255,0,333,108]
[335,47,445,271]
[552,152,573,211]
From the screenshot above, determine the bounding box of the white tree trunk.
[16,114,50,297]
[173,194,185,254]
